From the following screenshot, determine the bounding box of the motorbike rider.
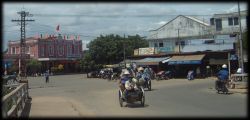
[136,67,148,86]
[124,77,139,100]
[215,64,229,91]
[144,66,151,80]
[119,70,132,99]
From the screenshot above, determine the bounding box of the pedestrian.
[45,70,49,83]
[236,68,242,74]
[236,67,243,81]
[187,70,194,80]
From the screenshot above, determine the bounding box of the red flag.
[56,25,60,31]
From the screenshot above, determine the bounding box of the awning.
[168,54,205,65]
[161,57,171,63]
[136,57,169,65]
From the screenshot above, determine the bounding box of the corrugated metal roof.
[185,16,210,26]
[137,57,169,62]
[169,54,205,62]
[123,57,169,65]
[149,15,210,31]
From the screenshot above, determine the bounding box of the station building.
[3,34,83,74]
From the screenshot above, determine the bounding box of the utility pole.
[238,2,244,73]
[177,29,181,53]
[123,34,126,68]
[12,10,34,99]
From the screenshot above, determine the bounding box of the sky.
[2,2,248,51]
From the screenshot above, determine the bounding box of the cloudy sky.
[3,2,247,51]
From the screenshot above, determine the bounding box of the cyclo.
[118,71,145,107]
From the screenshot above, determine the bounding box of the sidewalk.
[29,96,80,117]
[28,96,94,118]
[228,84,248,94]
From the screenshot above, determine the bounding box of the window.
[67,44,71,56]
[72,45,74,54]
[175,41,179,45]
[59,45,64,56]
[204,40,215,44]
[228,18,233,26]
[215,19,222,31]
[12,47,16,54]
[154,43,158,47]
[180,41,185,45]
[25,46,30,54]
[75,45,78,55]
[230,34,237,37]
[159,42,164,47]
[40,46,44,56]
[234,17,239,25]
[210,18,215,25]
[49,45,54,56]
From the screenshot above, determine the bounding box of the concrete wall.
[148,15,209,39]
[211,14,247,34]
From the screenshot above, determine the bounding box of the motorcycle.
[156,71,172,80]
[215,80,229,94]
[135,77,151,91]
[111,72,120,81]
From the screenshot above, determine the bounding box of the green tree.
[87,34,148,65]
[27,59,42,75]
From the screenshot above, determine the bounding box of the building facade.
[147,15,211,53]
[210,10,248,34]
[5,34,83,74]
[131,11,248,77]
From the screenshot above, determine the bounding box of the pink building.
[5,34,83,73]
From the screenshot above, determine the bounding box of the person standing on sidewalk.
[45,70,50,83]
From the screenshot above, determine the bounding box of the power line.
[33,13,213,18]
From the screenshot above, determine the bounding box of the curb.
[228,89,248,94]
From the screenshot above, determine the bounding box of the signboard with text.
[138,47,155,55]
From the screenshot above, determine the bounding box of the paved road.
[26,74,247,118]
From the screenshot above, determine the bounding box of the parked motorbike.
[156,71,172,80]
[111,72,120,81]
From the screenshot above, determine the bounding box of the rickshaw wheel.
[148,81,151,91]
[119,90,123,107]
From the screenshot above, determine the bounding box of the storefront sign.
[230,54,238,60]
[138,47,155,55]
[168,60,201,65]
[134,49,139,56]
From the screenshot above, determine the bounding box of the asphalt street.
[27,74,247,118]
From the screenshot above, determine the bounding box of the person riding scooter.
[215,64,229,93]
[136,67,145,84]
